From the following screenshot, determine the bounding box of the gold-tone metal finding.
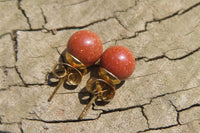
[66,52,88,75]
[66,52,86,70]
[78,95,97,120]
[48,52,87,102]
[48,63,83,102]
[48,77,66,102]
[78,78,115,119]
[78,67,123,119]
[86,78,115,101]
[52,62,68,79]
[99,67,121,85]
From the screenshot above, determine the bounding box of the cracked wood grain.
[17,0,31,29]
[69,0,90,6]
[40,8,47,25]
[115,1,200,42]
[0,0,15,2]
[136,47,200,62]
[137,124,179,133]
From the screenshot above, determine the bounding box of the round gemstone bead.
[67,30,103,66]
[100,46,135,80]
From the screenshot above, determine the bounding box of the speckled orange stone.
[67,30,103,66]
[100,46,135,80]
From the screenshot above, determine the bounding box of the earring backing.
[78,46,135,119]
[48,53,86,102]
[48,30,103,102]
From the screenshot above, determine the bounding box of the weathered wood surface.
[0,0,200,132]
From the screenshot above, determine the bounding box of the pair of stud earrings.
[48,30,135,120]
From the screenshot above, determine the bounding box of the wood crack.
[116,1,200,41]
[17,0,32,29]
[136,47,200,62]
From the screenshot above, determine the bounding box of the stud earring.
[78,46,135,119]
[48,30,103,102]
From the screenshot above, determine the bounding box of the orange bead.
[100,46,135,80]
[67,30,103,66]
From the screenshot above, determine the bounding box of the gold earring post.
[48,78,66,102]
[78,95,97,120]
